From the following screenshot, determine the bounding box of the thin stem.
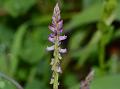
[99,40,105,69]
[53,72,59,89]
[98,0,117,69]
[0,72,23,89]
[53,37,59,89]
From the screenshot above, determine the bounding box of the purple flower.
[80,70,94,89]
[47,3,67,52]
[46,3,67,88]
[59,48,67,53]
[56,65,62,73]
[48,36,55,43]
[46,45,54,51]
[59,35,67,41]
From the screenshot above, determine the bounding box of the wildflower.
[80,70,94,89]
[47,3,67,89]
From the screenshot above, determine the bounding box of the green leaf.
[10,23,28,75]
[69,29,88,50]
[108,56,118,74]
[92,67,107,78]
[25,79,49,89]
[3,0,37,17]
[20,26,49,63]
[90,75,120,89]
[31,15,51,26]
[65,4,103,31]
[72,30,102,66]
[0,24,13,74]
[69,75,120,89]
[114,29,120,39]
[116,3,120,20]
[0,55,8,74]
[0,78,17,89]
[69,83,80,89]
[65,2,120,31]
[83,0,102,9]
[64,73,79,89]
[0,80,5,89]
[0,24,13,46]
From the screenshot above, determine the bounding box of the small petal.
[58,53,62,60]
[52,74,55,78]
[51,66,54,71]
[58,15,61,21]
[52,15,61,22]
[50,58,54,65]
[52,16,56,22]
[58,82,60,85]
[52,16,56,25]
[49,26,56,32]
[49,33,55,38]
[59,35,67,41]
[58,20,63,30]
[46,45,54,51]
[58,42,61,46]
[57,66,62,73]
[59,48,67,53]
[60,29,63,33]
[50,78,54,84]
[48,36,54,43]
[53,3,60,19]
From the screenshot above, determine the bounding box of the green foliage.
[0,0,120,89]
[3,0,37,17]
[90,75,120,89]
[10,23,28,75]
[64,72,79,89]
[25,79,49,89]
[69,75,120,89]
[69,29,88,51]
[0,77,17,89]
[0,24,14,74]
[65,4,103,31]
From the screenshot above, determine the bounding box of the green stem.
[99,40,105,69]
[53,37,59,89]
[0,72,23,89]
[53,72,59,89]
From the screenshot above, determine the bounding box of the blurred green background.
[0,0,120,89]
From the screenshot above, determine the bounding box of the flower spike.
[47,3,67,89]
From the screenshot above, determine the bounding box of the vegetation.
[0,0,120,89]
